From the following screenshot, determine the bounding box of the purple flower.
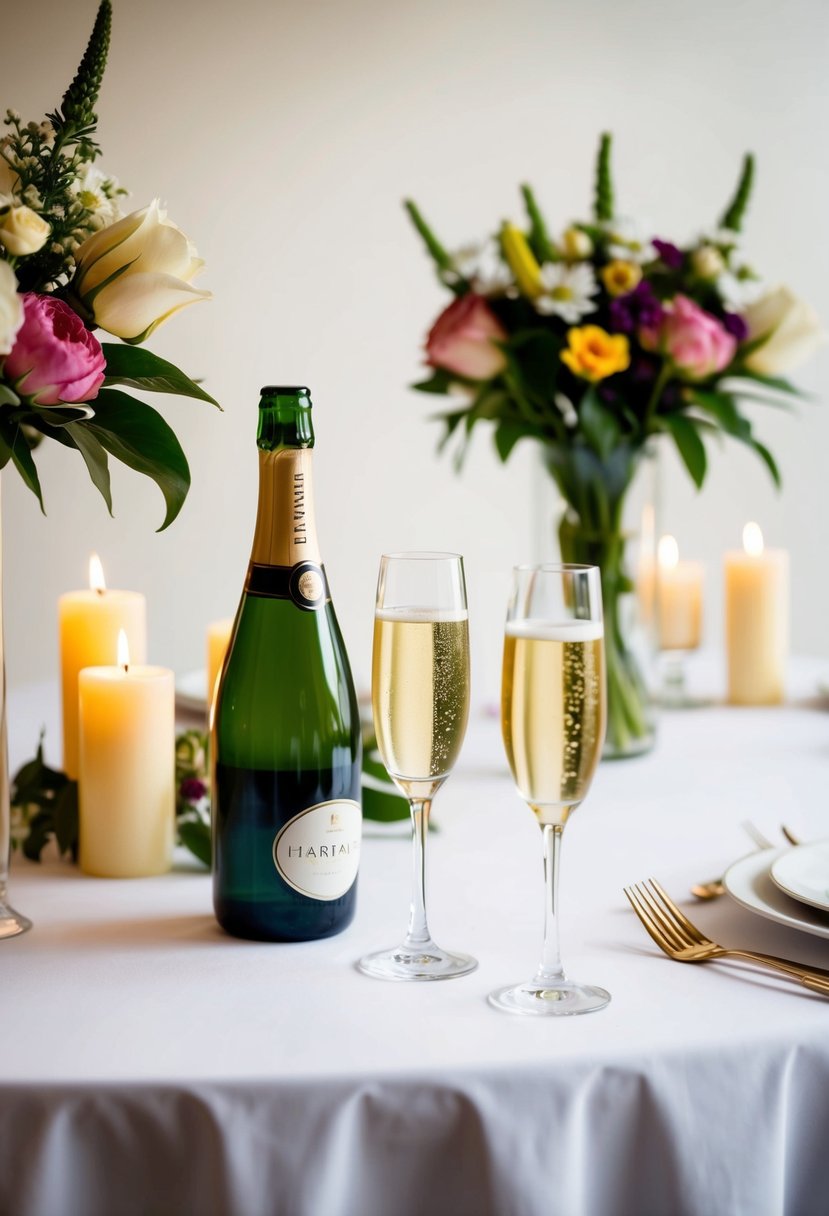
[722,311,749,342]
[652,239,684,271]
[180,777,208,803]
[609,281,664,335]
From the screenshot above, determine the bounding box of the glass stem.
[535,822,565,985]
[404,799,432,949]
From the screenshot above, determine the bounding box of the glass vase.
[549,446,657,760]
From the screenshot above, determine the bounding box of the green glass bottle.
[211,387,362,941]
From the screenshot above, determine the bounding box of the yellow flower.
[560,227,593,260]
[561,325,630,382]
[601,260,642,297]
[0,204,50,256]
[499,222,543,298]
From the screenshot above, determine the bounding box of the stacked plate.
[725,841,829,940]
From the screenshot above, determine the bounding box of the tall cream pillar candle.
[656,536,704,651]
[206,618,233,709]
[78,633,175,877]
[59,555,146,779]
[724,523,789,705]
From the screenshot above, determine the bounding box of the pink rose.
[426,293,507,380]
[4,293,106,405]
[641,295,736,380]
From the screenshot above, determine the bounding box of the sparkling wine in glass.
[357,552,477,981]
[489,563,609,1016]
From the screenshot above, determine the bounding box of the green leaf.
[688,390,751,439]
[84,389,190,530]
[101,344,220,407]
[3,420,45,511]
[730,370,807,398]
[411,368,454,395]
[0,385,20,407]
[435,410,468,453]
[662,413,707,488]
[579,389,620,459]
[178,820,211,867]
[751,440,781,488]
[53,782,79,857]
[494,420,529,462]
[22,810,53,862]
[362,782,410,823]
[64,422,113,514]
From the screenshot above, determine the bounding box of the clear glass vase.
[549,446,657,760]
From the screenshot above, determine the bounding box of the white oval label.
[273,800,361,901]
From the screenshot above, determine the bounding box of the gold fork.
[624,878,829,996]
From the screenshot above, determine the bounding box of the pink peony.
[426,293,507,380]
[641,295,736,380]
[4,293,106,405]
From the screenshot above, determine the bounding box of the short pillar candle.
[78,633,175,877]
[724,523,789,705]
[59,554,146,779]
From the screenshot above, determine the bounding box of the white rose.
[743,285,825,375]
[73,198,211,343]
[0,204,50,256]
[560,227,593,260]
[691,245,725,281]
[0,261,23,356]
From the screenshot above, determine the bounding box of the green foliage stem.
[720,153,755,233]
[520,184,557,262]
[51,0,112,138]
[594,132,615,223]
[403,199,453,273]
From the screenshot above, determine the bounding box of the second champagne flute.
[357,552,477,981]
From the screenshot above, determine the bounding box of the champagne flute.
[489,564,609,1016]
[357,553,477,981]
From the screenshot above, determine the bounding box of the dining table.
[2,657,828,1216]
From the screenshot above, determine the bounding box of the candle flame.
[117,629,130,672]
[89,553,106,595]
[658,534,679,571]
[743,522,764,557]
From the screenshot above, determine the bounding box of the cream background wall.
[3,0,828,708]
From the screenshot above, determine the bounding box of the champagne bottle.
[211,386,361,941]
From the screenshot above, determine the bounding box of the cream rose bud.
[73,199,211,343]
[0,204,50,256]
[743,285,825,375]
[691,245,725,281]
[561,227,593,260]
[0,261,23,355]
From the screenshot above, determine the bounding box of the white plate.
[176,669,208,714]
[723,847,829,941]
[770,841,829,913]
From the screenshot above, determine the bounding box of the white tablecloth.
[2,663,829,1216]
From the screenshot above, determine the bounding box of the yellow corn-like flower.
[500,222,543,298]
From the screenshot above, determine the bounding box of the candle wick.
[124,663,129,675]
[95,587,105,598]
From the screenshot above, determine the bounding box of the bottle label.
[246,561,330,611]
[273,800,361,900]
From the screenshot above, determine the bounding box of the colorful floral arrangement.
[0,0,217,529]
[406,135,822,755]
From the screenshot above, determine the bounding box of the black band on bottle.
[246,562,329,611]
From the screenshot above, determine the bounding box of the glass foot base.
[488,978,610,1016]
[0,901,32,940]
[357,942,478,982]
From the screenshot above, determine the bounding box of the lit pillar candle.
[59,555,146,779]
[206,618,233,709]
[656,535,704,651]
[724,522,789,705]
[78,631,175,877]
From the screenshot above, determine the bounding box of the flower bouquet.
[0,0,217,529]
[406,134,821,757]
[0,0,217,928]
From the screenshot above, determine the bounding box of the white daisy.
[72,166,123,229]
[448,239,513,295]
[536,262,598,323]
[716,269,764,309]
[603,216,657,265]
